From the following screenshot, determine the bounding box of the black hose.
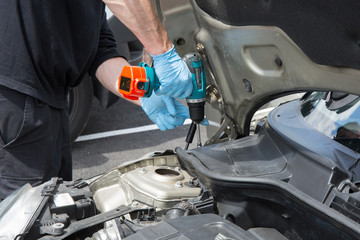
[165,202,200,220]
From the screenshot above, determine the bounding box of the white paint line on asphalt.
[75,124,163,142]
[75,119,220,142]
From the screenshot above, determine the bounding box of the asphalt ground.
[71,97,200,180]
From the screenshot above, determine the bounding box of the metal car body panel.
[0,184,44,239]
[157,0,360,140]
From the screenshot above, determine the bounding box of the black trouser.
[0,85,72,200]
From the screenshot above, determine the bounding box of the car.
[1,0,360,239]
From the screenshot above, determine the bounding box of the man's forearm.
[103,0,172,55]
[95,57,142,106]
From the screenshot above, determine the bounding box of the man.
[0,0,192,199]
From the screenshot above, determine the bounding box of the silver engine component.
[89,154,201,213]
[86,220,121,240]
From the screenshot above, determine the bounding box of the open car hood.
[157,0,360,140]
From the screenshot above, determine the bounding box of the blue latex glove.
[142,93,190,131]
[151,45,193,99]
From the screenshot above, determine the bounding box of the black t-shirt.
[0,0,121,108]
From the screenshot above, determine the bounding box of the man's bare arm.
[103,0,172,55]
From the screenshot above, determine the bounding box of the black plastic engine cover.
[175,100,360,240]
[125,214,286,240]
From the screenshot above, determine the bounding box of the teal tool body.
[183,52,207,150]
[184,53,206,103]
[183,52,207,124]
[139,62,160,98]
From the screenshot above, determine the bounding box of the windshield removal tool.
[118,54,206,150]
[183,52,206,150]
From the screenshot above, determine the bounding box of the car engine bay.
[2,98,360,239]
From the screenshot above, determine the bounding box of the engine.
[4,149,359,240]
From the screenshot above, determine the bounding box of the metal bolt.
[196,43,205,52]
[52,223,64,235]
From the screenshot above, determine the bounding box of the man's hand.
[103,1,193,99]
[152,45,193,99]
[141,93,189,131]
